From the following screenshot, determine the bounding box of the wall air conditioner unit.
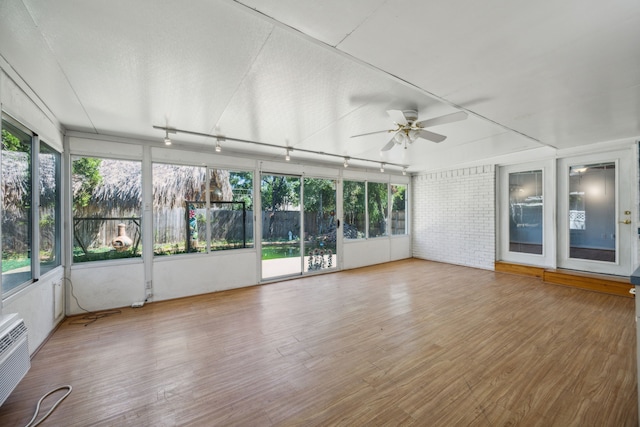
[0,313,30,407]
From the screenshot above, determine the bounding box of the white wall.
[343,238,391,269]
[342,235,411,269]
[3,270,64,354]
[153,251,258,301]
[390,235,411,261]
[68,262,145,314]
[412,165,496,270]
[68,251,259,313]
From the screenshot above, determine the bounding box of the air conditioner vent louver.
[0,334,13,356]
[9,322,27,343]
[0,314,30,407]
[0,321,27,357]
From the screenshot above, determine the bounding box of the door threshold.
[495,261,634,298]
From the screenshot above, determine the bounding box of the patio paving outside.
[262,254,337,279]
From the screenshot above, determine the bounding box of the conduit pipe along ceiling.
[153,126,408,172]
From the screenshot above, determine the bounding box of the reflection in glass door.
[498,161,554,267]
[509,170,543,255]
[568,162,616,262]
[303,178,337,273]
[261,174,302,280]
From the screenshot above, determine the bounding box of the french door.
[260,174,338,281]
[557,150,634,276]
[498,160,555,267]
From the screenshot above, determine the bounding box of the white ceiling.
[1,0,639,172]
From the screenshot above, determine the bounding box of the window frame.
[152,162,254,257]
[342,179,366,240]
[367,181,389,238]
[390,182,408,236]
[39,141,62,275]
[71,155,143,264]
[1,114,63,299]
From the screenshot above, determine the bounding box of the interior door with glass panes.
[557,150,633,276]
[498,161,555,267]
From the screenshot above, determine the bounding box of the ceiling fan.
[351,109,468,151]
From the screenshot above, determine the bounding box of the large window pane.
[509,170,543,254]
[367,182,388,238]
[390,184,407,235]
[153,165,254,256]
[153,164,206,255]
[72,157,142,263]
[1,120,32,293]
[39,142,61,274]
[343,180,365,239]
[210,169,254,251]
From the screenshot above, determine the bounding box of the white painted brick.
[411,164,496,270]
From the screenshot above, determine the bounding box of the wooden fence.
[74,208,406,249]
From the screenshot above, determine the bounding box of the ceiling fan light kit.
[351,109,468,152]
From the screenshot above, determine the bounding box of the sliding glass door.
[261,174,302,280]
[302,178,337,273]
[260,174,338,280]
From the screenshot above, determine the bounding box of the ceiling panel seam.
[207,25,275,135]
[0,51,62,134]
[227,0,552,151]
[20,0,97,134]
[334,0,389,49]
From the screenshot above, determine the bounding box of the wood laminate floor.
[0,259,636,426]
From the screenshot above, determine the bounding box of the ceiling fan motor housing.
[402,110,419,123]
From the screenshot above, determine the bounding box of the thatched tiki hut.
[72,158,142,254]
[72,158,234,254]
[1,150,31,256]
[2,146,59,259]
[152,164,236,249]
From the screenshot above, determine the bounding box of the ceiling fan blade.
[350,129,391,138]
[386,110,408,126]
[415,129,447,143]
[415,111,468,128]
[380,137,397,151]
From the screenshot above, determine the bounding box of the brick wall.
[412,165,496,270]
